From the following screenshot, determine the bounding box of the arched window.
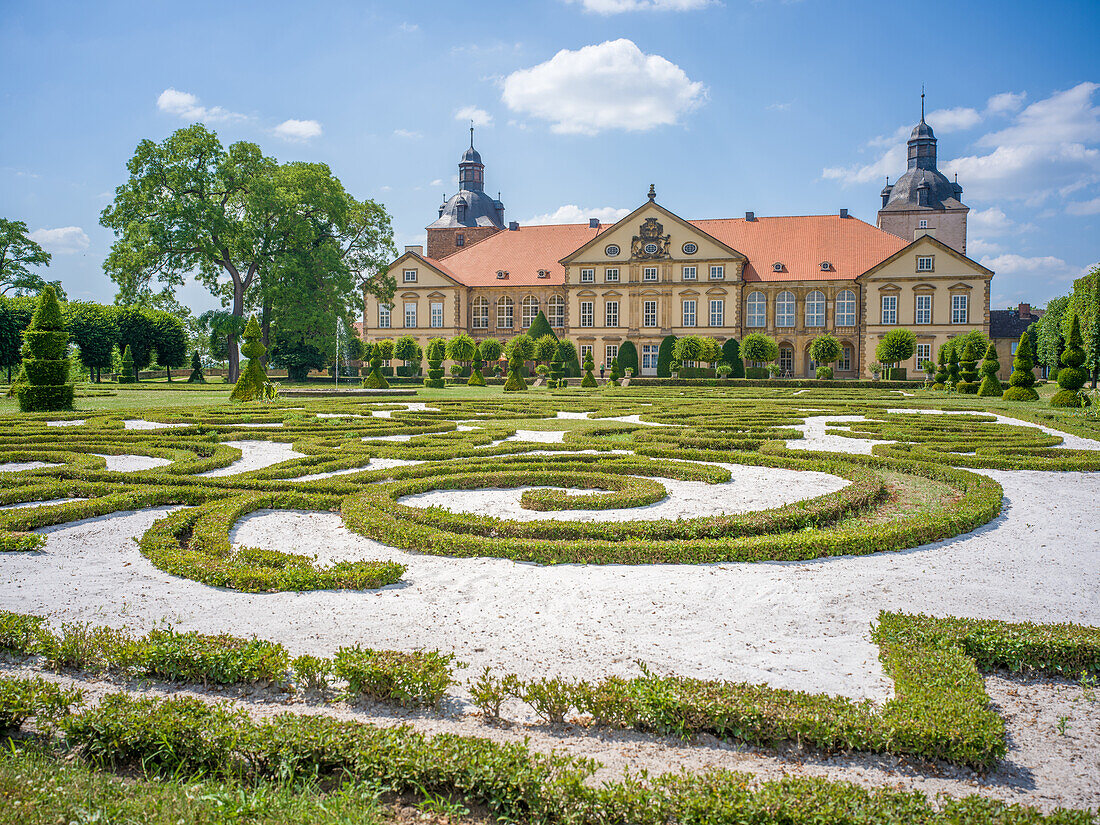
[836,289,856,327]
[778,347,793,375]
[805,290,826,327]
[497,296,514,329]
[547,295,565,328]
[471,296,489,329]
[747,291,767,327]
[521,295,539,328]
[776,291,796,327]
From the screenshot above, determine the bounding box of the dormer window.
[772,262,783,272]
[537,269,550,279]
[496,270,507,280]
[820,261,831,271]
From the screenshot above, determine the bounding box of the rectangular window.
[378,304,391,329]
[952,294,968,324]
[641,344,658,372]
[709,299,724,327]
[580,268,594,283]
[881,295,897,325]
[403,269,417,283]
[643,267,658,282]
[605,345,618,367]
[455,233,465,246]
[682,299,696,327]
[710,265,724,280]
[643,300,657,327]
[916,256,934,272]
[580,301,594,327]
[1011,341,1019,355]
[915,294,932,325]
[839,347,852,372]
[604,268,619,283]
[779,348,793,374]
[918,219,928,229]
[472,302,488,329]
[605,301,619,328]
[580,345,593,361]
[682,266,696,281]
[548,300,564,328]
[430,302,443,328]
[916,343,931,366]
[403,302,417,328]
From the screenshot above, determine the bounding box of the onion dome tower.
[426,126,506,259]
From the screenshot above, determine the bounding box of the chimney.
[508,221,519,231]
[1018,302,1031,319]
[745,211,755,221]
[589,218,600,228]
[839,208,849,219]
[404,245,423,255]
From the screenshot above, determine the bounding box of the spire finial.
[921,85,925,122]
[470,121,475,149]
[647,183,656,201]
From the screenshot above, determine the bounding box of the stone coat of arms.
[631,218,671,260]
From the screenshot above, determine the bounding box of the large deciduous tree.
[0,219,65,299]
[66,301,118,383]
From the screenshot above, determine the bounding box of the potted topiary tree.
[868,361,882,381]
[1002,332,1039,401]
[875,328,916,381]
[809,333,841,380]
[976,342,1002,397]
[446,333,477,378]
[478,338,503,379]
[1051,315,1089,407]
[17,286,74,412]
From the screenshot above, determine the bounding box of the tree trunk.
[166,366,172,382]
[228,281,245,383]
[260,293,272,368]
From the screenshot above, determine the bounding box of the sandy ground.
[786,415,892,454]
[197,440,306,477]
[398,463,847,523]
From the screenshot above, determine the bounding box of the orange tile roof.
[427,223,608,286]
[427,214,907,286]
[692,214,908,282]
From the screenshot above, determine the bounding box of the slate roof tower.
[426,127,507,259]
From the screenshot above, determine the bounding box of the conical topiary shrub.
[117,345,136,384]
[361,344,390,389]
[957,340,979,394]
[17,286,74,412]
[606,356,621,387]
[946,343,960,388]
[1051,315,1089,407]
[229,316,272,402]
[187,350,206,383]
[932,347,948,391]
[467,343,486,386]
[1002,332,1039,401]
[423,338,446,389]
[976,342,1002,397]
[503,335,533,392]
[580,350,597,388]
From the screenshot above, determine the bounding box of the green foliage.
[186,350,205,383]
[526,309,555,342]
[721,337,744,378]
[65,300,117,381]
[947,343,960,387]
[740,332,779,365]
[117,344,136,383]
[875,328,917,366]
[393,334,421,375]
[113,305,156,374]
[17,286,73,412]
[361,343,389,389]
[0,217,60,297]
[617,340,638,375]
[503,335,535,392]
[580,348,597,387]
[333,646,457,708]
[534,333,558,365]
[957,339,980,393]
[150,309,188,379]
[976,342,1002,397]
[1036,295,1069,376]
[0,293,35,381]
[0,676,81,730]
[606,356,621,387]
[229,316,273,402]
[478,336,503,363]
[809,333,842,367]
[932,346,949,390]
[446,333,477,366]
[1052,314,1089,407]
[468,342,486,386]
[423,337,447,388]
[816,365,834,379]
[1003,332,1039,401]
[656,334,677,378]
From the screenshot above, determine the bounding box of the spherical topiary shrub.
[976,342,1003,397]
[741,332,778,379]
[1002,332,1039,401]
[361,344,390,389]
[581,349,597,388]
[956,340,980,394]
[1051,315,1089,407]
[229,316,273,402]
[809,333,841,380]
[17,286,74,412]
[117,344,136,384]
[187,350,206,383]
[815,365,834,380]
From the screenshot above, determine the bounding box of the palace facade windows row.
[744,289,857,329]
[470,295,566,330]
[877,292,968,325]
[577,265,725,284]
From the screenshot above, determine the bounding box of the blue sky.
[2,0,1098,313]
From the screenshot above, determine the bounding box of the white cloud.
[398,22,419,32]
[1066,196,1100,215]
[429,178,444,187]
[525,204,631,225]
[966,238,1003,257]
[926,106,981,133]
[156,88,246,123]
[979,253,1072,277]
[562,0,714,13]
[28,226,89,255]
[501,39,705,135]
[986,91,1026,116]
[978,82,1099,147]
[766,101,793,112]
[822,144,905,185]
[393,129,422,139]
[273,119,322,142]
[942,142,1100,203]
[455,106,493,127]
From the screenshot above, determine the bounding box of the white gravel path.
[93,454,172,472]
[196,440,306,477]
[290,457,423,482]
[398,463,847,523]
[361,433,415,442]
[0,498,84,510]
[46,419,85,427]
[507,429,567,443]
[0,462,61,473]
[123,419,187,430]
[785,415,892,454]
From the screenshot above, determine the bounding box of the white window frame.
[580,268,594,283]
[709,265,724,280]
[430,301,444,329]
[403,269,417,283]
[778,347,793,374]
[835,289,856,327]
[643,267,658,282]
[747,291,766,328]
[548,296,565,328]
[604,268,619,283]
[403,302,417,328]
[682,266,696,281]
[881,294,898,325]
[521,296,539,328]
[605,300,619,328]
[709,299,724,327]
[682,299,696,328]
[776,291,795,328]
[378,304,391,329]
[916,343,932,366]
[839,346,852,371]
[805,290,825,327]
[497,298,514,330]
[915,294,932,325]
[641,344,658,372]
[579,301,594,327]
[580,344,593,361]
[643,300,657,327]
[918,219,928,229]
[605,344,618,366]
[472,297,488,329]
[917,256,934,272]
[952,293,968,324]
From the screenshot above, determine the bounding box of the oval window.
[644,243,658,254]
[604,244,620,256]
[682,242,698,255]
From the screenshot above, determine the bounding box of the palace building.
[364,111,993,378]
